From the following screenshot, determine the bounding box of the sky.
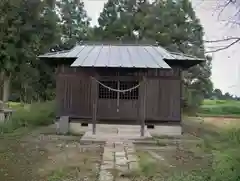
[83,0,240,96]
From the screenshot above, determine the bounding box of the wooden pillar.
[179,69,183,134]
[91,77,98,135]
[140,76,147,137]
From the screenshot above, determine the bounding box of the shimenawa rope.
[91,76,141,93]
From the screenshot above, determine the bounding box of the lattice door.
[94,77,141,119]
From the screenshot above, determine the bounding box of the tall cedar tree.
[97,0,212,110]
[57,0,90,49]
[0,0,60,102]
[98,0,150,41]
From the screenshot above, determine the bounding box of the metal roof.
[39,44,204,69]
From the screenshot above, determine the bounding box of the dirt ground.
[133,135,212,180]
[0,116,238,181]
[201,117,240,128]
[0,126,103,181]
[187,116,240,129]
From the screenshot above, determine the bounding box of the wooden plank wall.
[145,68,181,122]
[56,66,93,118]
[145,79,181,121]
[56,66,181,124]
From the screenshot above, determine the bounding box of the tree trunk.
[0,71,3,101]
[2,72,11,102]
[24,84,27,103]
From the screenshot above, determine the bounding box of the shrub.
[0,101,55,134]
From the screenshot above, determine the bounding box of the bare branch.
[228,7,240,24]
[217,0,240,25]
[216,0,233,21]
[220,19,240,26]
[204,0,240,52]
[205,38,240,53]
[204,37,240,43]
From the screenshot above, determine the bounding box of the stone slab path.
[99,141,139,181]
[80,125,149,181]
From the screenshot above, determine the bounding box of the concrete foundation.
[58,122,182,138]
[148,125,182,136]
[0,112,4,123]
[80,124,152,142]
[69,122,89,134]
[68,123,182,136]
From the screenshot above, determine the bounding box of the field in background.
[199,99,240,117]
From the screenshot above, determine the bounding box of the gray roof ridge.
[76,41,159,46]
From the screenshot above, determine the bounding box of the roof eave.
[164,58,205,69]
[38,56,76,66]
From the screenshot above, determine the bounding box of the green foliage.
[98,0,150,41]
[205,88,237,100]
[57,0,91,48]
[0,0,60,102]
[0,101,55,134]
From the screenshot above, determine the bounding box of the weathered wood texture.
[56,67,93,117]
[56,66,181,125]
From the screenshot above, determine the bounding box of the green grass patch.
[138,151,159,176]
[199,99,240,116]
[7,101,26,109]
[174,118,240,181]
[47,169,68,181]
[0,101,55,134]
[134,118,240,181]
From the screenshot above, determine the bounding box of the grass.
[47,169,68,181]
[7,101,27,109]
[186,121,240,181]
[123,117,240,181]
[199,99,240,116]
[0,101,55,134]
[177,119,240,181]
